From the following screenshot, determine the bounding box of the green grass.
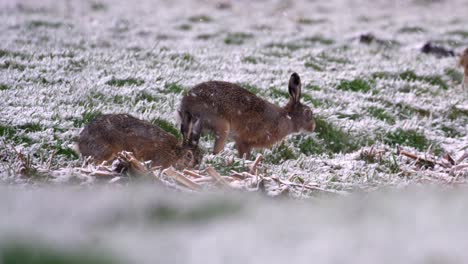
[1,61,27,71]
[383,153,401,173]
[73,111,102,128]
[337,78,372,93]
[188,15,212,23]
[447,105,468,120]
[297,18,327,25]
[371,72,394,79]
[37,52,75,60]
[0,124,35,145]
[445,68,463,84]
[313,117,362,154]
[83,91,106,105]
[394,103,431,119]
[260,50,291,58]
[304,61,324,71]
[27,20,63,29]
[106,78,144,87]
[196,33,216,40]
[359,150,400,173]
[241,83,262,94]
[0,49,11,57]
[368,107,396,124]
[17,123,43,133]
[367,98,431,120]
[304,84,321,91]
[224,32,253,45]
[66,59,87,72]
[31,77,65,85]
[263,142,298,164]
[0,242,116,264]
[170,53,195,64]
[242,56,258,64]
[447,30,468,38]
[177,24,192,31]
[268,88,289,99]
[336,113,361,120]
[43,140,79,160]
[0,124,16,138]
[265,43,304,51]
[90,1,107,11]
[160,82,187,95]
[318,53,350,64]
[384,129,443,155]
[0,83,9,90]
[110,94,131,104]
[134,90,161,103]
[0,49,29,59]
[440,125,462,138]
[369,98,431,119]
[304,53,349,71]
[294,117,363,155]
[381,154,401,173]
[204,155,248,175]
[401,71,448,90]
[301,93,324,108]
[431,39,461,48]
[55,147,79,160]
[293,135,323,156]
[372,70,449,90]
[151,118,181,140]
[302,36,334,45]
[398,26,426,33]
[266,36,333,51]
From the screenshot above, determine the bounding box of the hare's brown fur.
[460,48,468,88]
[180,73,315,159]
[78,114,202,169]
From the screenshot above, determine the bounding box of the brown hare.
[78,113,202,169]
[179,72,316,159]
[460,47,468,89]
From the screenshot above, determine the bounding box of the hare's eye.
[304,109,313,119]
[185,151,194,161]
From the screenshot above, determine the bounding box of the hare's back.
[79,114,177,147]
[182,81,270,117]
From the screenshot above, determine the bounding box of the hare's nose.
[310,122,316,132]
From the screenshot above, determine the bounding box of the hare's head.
[177,112,203,169]
[284,73,316,132]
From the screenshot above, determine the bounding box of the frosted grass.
[0,0,467,189]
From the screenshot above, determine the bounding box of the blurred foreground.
[1,185,467,264]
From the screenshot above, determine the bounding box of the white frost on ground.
[0,0,468,262]
[0,0,467,190]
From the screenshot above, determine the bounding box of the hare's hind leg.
[463,74,467,89]
[212,120,230,154]
[235,140,252,160]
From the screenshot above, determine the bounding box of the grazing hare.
[460,47,468,89]
[78,113,202,169]
[179,72,316,159]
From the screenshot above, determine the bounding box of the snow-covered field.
[1,0,467,188]
[0,0,467,262]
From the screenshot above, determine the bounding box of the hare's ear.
[288,72,302,104]
[180,111,192,144]
[188,117,202,146]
